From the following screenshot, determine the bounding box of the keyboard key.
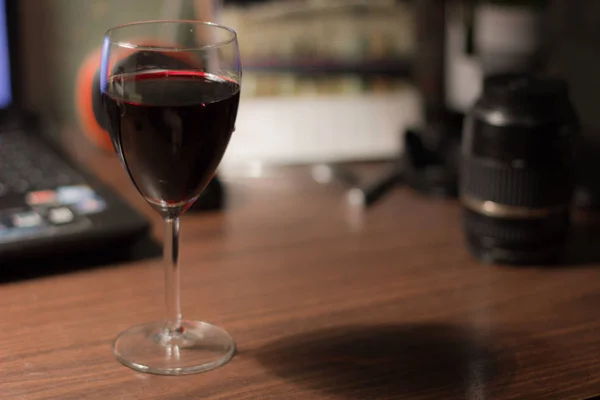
[73,196,106,215]
[12,211,42,228]
[25,169,43,184]
[56,173,74,186]
[26,190,57,206]
[1,171,19,186]
[57,185,94,204]
[48,207,74,225]
[12,157,31,169]
[13,180,29,193]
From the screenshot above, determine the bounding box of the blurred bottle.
[446,0,547,114]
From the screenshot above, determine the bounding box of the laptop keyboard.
[0,129,85,196]
[0,128,111,244]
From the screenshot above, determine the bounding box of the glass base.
[112,320,235,375]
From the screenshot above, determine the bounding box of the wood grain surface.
[2,131,600,399]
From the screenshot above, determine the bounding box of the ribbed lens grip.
[460,156,573,208]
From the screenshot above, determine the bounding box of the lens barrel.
[460,74,579,265]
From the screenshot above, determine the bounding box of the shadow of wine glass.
[254,323,518,400]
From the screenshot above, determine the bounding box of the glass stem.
[164,217,182,333]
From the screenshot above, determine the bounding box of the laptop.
[0,0,150,261]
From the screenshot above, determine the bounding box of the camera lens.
[460,74,579,265]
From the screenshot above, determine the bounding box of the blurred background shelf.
[242,58,413,76]
[215,0,417,164]
[222,0,414,84]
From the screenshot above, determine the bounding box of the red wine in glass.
[100,20,241,376]
[103,70,240,216]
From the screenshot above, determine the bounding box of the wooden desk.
[2,142,600,399]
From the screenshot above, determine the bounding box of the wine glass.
[100,20,241,375]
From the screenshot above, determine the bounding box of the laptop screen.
[0,0,11,109]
